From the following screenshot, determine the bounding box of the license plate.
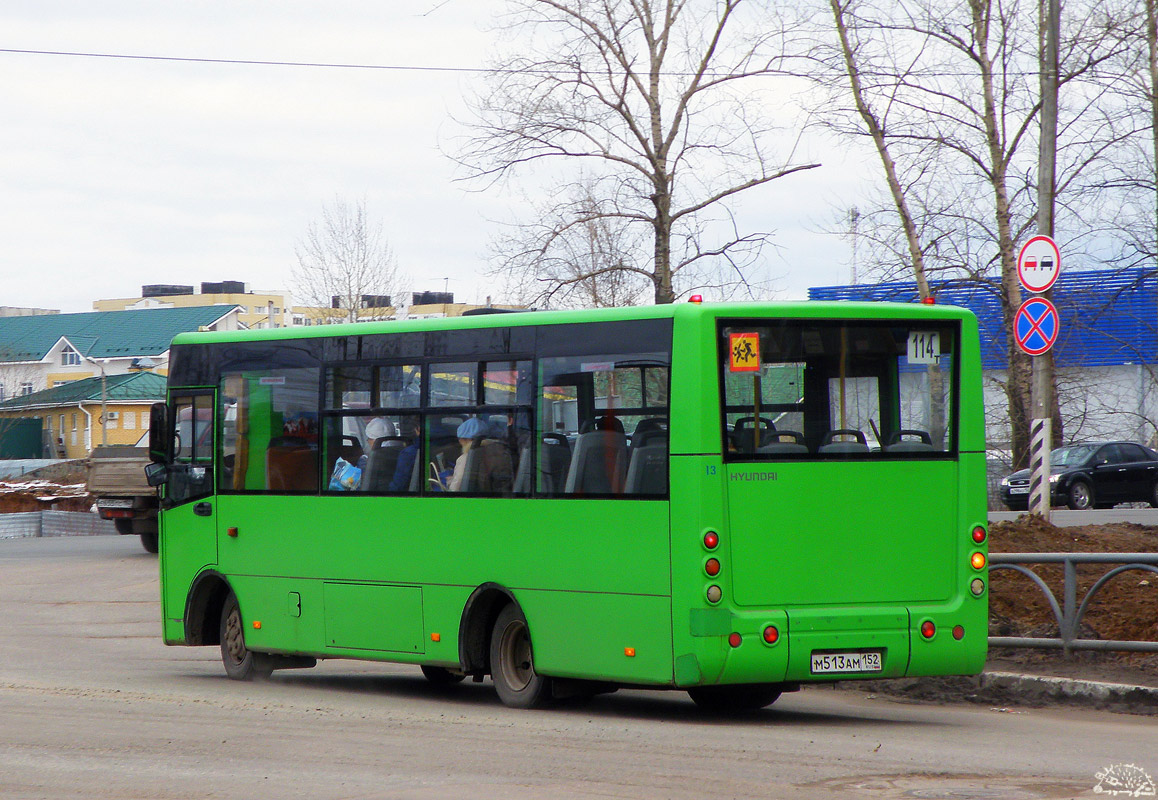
[1009,487,1029,495]
[810,650,883,674]
[96,498,134,509]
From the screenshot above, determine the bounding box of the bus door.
[160,391,218,634]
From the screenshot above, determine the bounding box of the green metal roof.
[0,371,167,410]
[0,306,238,363]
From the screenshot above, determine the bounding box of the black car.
[1000,441,1158,510]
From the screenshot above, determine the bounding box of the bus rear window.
[719,319,957,458]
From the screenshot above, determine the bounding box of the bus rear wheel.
[687,684,783,713]
[219,592,272,681]
[490,604,551,709]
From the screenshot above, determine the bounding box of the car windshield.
[1051,444,1098,466]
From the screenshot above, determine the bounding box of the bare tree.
[492,178,653,308]
[460,0,820,304]
[292,198,403,324]
[811,0,1133,467]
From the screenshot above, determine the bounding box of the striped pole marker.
[1028,417,1052,518]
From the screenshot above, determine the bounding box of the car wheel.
[1151,482,1158,508]
[1066,480,1093,511]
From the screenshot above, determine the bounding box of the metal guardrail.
[989,553,1158,654]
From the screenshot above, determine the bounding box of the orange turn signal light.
[971,552,987,570]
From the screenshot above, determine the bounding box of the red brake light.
[972,526,987,544]
[703,531,719,550]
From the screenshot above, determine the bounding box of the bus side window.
[222,368,320,492]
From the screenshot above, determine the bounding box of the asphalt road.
[1,535,1155,800]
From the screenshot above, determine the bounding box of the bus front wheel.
[219,592,272,681]
[687,684,782,713]
[490,604,551,709]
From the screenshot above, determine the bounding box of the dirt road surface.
[2,535,1156,800]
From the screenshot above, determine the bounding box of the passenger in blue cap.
[447,416,487,492]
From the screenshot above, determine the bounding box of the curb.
[982,671,1158,708]
[852,670,1158,715]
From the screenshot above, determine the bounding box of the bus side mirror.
[144,462,168,487]
[149,402,169,464]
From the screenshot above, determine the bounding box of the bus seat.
[733,416,776,452]
[625,433,668,495]
[757,431,809,455]
[564,429,627,495]
[266,437,318,491]
[338,435,363,466]
[631,417,668,447]
[460,439,515,493]
[884,429,936,453]
[817,429,869,454]
[536,433,571,494]
[360,439,406,492]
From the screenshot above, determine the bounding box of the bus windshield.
[719,319,958,457]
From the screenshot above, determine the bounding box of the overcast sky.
[1,0,869,314]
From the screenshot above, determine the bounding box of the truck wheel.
[113,518,134,536]
[140,531,159,554]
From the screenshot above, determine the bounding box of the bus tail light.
[703,531,719,550]
[728,632,742,648]
[952,626,965,640]
[705,558,720,577]
[920,621,936,639]
[763,626,779,644]
[972,526,987,544]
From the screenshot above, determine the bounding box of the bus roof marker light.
[705,558,721,577]
[971,552,987,570]
[728,632,742,648]
[689,294,703,303]
[920,620,936,639]
[972,526,987,544]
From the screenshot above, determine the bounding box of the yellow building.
[94,282,290,330]
[0,372,165,459]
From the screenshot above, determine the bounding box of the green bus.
[147,301,988,711]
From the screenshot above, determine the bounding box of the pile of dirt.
[988,516,1158,647]
[0,480,93,513]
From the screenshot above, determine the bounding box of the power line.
[0,47,488,74]
[0,46,1139,84]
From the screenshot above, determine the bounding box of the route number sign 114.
[908,331,941,365]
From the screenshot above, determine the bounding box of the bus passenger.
[387,417,422,493]
[448,417,487,492]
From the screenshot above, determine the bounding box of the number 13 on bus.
[145,300,988,712]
